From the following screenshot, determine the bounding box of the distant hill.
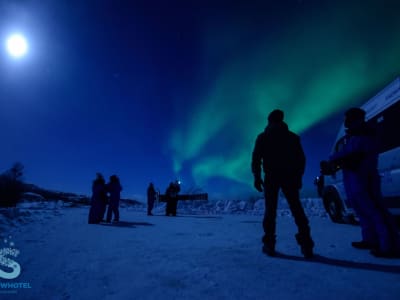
[22,183,90,204]
[22,183,142,206]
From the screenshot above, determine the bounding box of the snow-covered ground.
[1,200,400,300]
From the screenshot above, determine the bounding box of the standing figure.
[88,173,108,224]
[251,109,314,258]
[106,175,122,223]
[147,182,156,216]
[165,181,180,216]
[327,107,400,257]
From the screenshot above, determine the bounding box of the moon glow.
[6,34,28,58]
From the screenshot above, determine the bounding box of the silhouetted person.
[251,109,314,258]
[106,175,122,223]
[326,107,400,257]
[88,173,108,224]
[165,181,180,216]
[147,182,156,216]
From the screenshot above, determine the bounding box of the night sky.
[1,0,400,199]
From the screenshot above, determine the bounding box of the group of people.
[88,173,122,224]
[146,180,181,216]
[251,108,400,259]
[87,107,400,259]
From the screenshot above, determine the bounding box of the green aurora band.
[168,1,400,188]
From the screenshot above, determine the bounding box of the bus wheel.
[323,191,344,223]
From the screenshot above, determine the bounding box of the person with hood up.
[106,175,122,223]
[147,182,156,216]
[88,173,108,224]
[251,109,314,258]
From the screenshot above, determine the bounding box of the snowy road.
[2,206,400,300]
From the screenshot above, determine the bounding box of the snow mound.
[0,201,64,233]
[127,197,328,218]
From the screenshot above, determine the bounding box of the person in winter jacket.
[251,109,314,258]
[327,107,400,258]
[88,173,108,224]
[165,181,180,216]
[106,175,122,223]
[147,182,156,216]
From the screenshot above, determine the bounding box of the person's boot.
[262,244,276,256]
[296,233,314,259]
[262,235,276,256]
[370,248,400,258]
[301,247,314,259]
[351,240,377,250]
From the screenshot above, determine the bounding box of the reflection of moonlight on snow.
[6,33,28,58]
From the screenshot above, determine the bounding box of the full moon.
[6,34,29,58]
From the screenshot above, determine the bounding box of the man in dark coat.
[88,173,108,224]
[251,109,314,258]
[147,182,156,216]
[106,175,122,223]
[327,107,400,257]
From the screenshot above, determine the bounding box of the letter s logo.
[0,248,21,280]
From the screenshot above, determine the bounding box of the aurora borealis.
[1,1,400,198]
[168,1,400,193]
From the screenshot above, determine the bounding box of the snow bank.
[128,197,328,218]
[1,197,327,235]
[0,200,64,233]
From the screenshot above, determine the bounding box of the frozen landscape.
[1,199,400,300]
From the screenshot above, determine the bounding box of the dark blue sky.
[1,0,399,199]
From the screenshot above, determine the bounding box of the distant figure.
[147,182,156,216]
[88,173,108,224]
[325,107,400,258]
[106,175,122,223]
[165,181,180,216]
[251,109,314,258]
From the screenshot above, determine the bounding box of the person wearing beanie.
[251,109,314,258]
[328,107,400,258]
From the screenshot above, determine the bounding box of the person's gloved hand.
[254,177,263,192]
